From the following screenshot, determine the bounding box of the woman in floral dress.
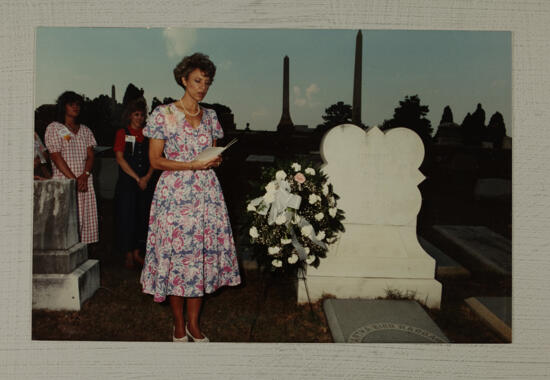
[140,53,241,342]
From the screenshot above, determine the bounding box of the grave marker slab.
[323,299,449,343]
[432,225,511,275]
[419,237,470,278]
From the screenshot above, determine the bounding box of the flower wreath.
[245,161,345,271]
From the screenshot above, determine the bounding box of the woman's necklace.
[65,121,79,134]
[179,98,200,117]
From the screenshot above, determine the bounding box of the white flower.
[328,197,335,206]
[314,212,324,221]
[301,225,313,237]
[306,255,315,264]
[247,203,256,212]
[272,259,283,268]
[291,162,301,172]
[275,170,287,181]
[326,236,337,243]
[292,214,301,224]
[263,192,275,204]
[268,246,281,255]
[322,183,329,196]
[249,227,259,238]
[275,214,287,225]
[329,207,337,218]
[309,194,320,204]
[305,167,316,175]
[287,254,299,264]
[281,238,292,245]
[304,247,310,254]
[265,181,277,193]
[316,231,326,240]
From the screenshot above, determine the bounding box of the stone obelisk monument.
[277,55,294,133]
[352,30,362,126]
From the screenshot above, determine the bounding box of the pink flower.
[154,113,165,125]
[294,172,306,184]
[166,113,177,127]
[198,134,208,146]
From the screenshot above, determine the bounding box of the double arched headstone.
[297,125,442,308]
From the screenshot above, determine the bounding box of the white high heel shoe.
[185,324,209,342]
[173,326,189,342]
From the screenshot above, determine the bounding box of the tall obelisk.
[352,30,362,126]
[277,55,294,133]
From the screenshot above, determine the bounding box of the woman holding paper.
[44,91,99,244]
[140,53,241,342]
[113,98,154,269]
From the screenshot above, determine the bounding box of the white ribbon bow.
[249,179,302,225]
[249,178,327,262]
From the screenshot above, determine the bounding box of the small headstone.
[245,154,275,163]
[419,237,470,278]
[474,178,511,202]
[465,296,511,342]
[95,157,119,200]
[432,225,511,276]
[323,299,449,343]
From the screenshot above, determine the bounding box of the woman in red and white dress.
[44,91,99,244]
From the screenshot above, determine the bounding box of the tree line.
[34,83,235,147]
[35,83,507,149]
[317,95,508,149]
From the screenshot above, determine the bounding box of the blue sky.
[36,28,511,135]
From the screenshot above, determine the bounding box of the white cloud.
[305,83,320,100]
[293,83,320,107]
[295,98,307,106]
[162,28,198,58]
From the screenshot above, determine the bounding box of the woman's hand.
[192,155,222,170]
[137,176,148,191]
[76,173,89,192]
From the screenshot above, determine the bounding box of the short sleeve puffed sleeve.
[211,109,224,140]
[44,122,63,153]
[82,125,97,147]
[143,106,167,140]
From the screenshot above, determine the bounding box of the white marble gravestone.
[33,179,100,310]
[297,124,442,308]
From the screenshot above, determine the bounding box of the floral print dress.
[140,104,241,302]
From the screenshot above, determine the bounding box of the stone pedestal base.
[297,275,442,308]
[32,259,100,311]
[33,242,88,274]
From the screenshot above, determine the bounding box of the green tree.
[440,105,454,124]
[381,95,433,143]
[316,101,352,133]
[461,103,486,146]
[487,111,506,148]
[122,83,144,107]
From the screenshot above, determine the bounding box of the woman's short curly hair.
[173,52,216,89]
[122,97,147,126]
[55,91,84,123]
